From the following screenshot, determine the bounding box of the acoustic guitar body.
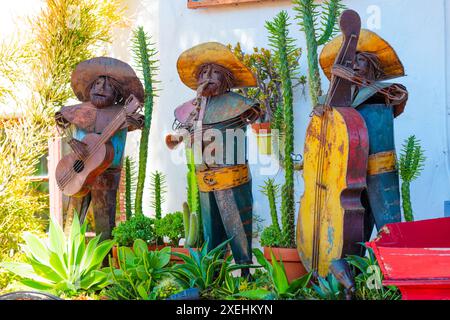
[55,133,115,197]
[297,107,369,276]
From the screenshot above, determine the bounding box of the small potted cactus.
[169,202,201,264]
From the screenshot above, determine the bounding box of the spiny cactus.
[185,147,202,244]
[131,26,159,216]
[260,178,282,235]
[124,156,137,220]
[266,11,296,248]
[150,171,166,221]
[293,0,344,108]
[182,202,200,248]
[399,135,426,222]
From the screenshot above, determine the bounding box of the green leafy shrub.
[154,211,184,247]
[112,214,156,247]
[104,240,172,300]
[1,216,114,297]
[312,274,345,300]
[260,225,282,247]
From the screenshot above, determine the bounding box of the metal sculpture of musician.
[165,42,261,277]
[55,57,144,241]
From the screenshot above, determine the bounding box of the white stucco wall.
[108,0,450,235]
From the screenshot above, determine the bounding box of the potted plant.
[260,178,307,282]
[228,39,305,155]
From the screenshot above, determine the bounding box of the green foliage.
[124,156,137,221]
[266,11,297,248]
[154,277,183,300]
[154,212,184,247]
[398,135,426,221]
[293,0,344,107]
[171,239,252,296]
[150,171,167,221]
[260,225,282,247]
[235,248,312,300]
[228,42,305,124]
[312,273,345,300]
[260,178,282,247]
[346,245,400,300]
[0,216,114,297]
[104,240,172,300]
[131,26,159,216]
[182,202,200,248]
[112,214,156,247]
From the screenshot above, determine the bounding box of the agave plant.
[235,248,312,300]
[170,239,252,295]
[1,215,115,297]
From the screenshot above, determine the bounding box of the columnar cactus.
[266,11,296,248]
[131,26,158,216]
[293,0,344,107]
[182,202,200,248]
[150,171,166,221]
[399,135,426,222]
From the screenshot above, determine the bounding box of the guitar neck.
[95,109,126,147]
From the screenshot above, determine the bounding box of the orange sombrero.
[320,29,405,81]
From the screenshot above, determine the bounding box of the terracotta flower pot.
[263,247,307,283]
[251,122,272,155]
[170,247,199,264]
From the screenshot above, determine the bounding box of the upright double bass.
[297,10,369,277]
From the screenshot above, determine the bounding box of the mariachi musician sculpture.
[297,10,369,279]
[55,57,144,241]
[166,42,261,277]
[297,9,408,293]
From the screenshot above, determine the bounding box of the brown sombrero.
[71,57,144,102]
[320,29,405,81]
[177,42,257,90]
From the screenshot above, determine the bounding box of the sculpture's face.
[90,76,117,108]
[353,53,372,80]
[197,64,226,97]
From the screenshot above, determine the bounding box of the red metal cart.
[366,217,450,300]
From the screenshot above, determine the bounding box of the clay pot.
[251,122,272,155]
[170,247,198,264]
[263,247,307,283]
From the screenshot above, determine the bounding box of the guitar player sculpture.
[55,57,144,241]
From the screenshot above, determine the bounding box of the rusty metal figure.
[166,43,261,277]
[55,57,144,241]
[317,29,408,295]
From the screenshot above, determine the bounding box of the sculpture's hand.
[165,133,184,150]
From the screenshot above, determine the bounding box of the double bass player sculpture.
[297,9,408,295]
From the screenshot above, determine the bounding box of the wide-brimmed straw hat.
[177,42,257,90]
[320,29,404,81]
[71,57,144,102]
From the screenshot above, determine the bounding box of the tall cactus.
[260,178,281,235]
[266,11,296,248]
[293,0,344,107]
[150,171,166,221]
[124,156,137,220]
[399,136,426,222]
[131,26,159,216]
[185,147,202,242]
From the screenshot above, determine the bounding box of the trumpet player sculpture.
[166,42,261,277]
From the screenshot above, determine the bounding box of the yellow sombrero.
[177,42,257,90]
[320,29,404,81]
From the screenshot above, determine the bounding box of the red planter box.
[366,217,450,300]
